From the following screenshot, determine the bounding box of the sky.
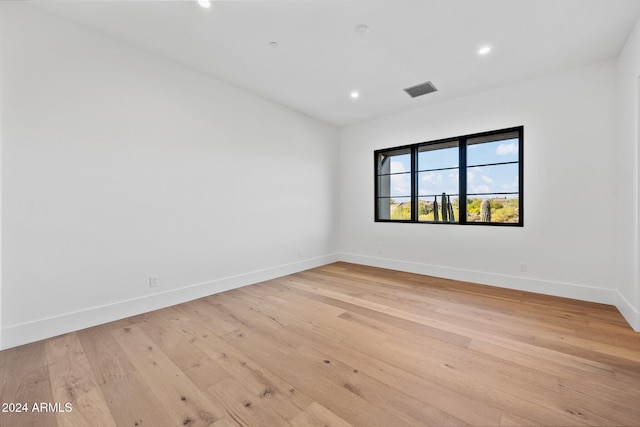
[386,138,519,201]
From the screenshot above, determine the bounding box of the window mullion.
[411,146,418,222]
[459,138,467,224]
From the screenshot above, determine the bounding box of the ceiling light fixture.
[478,46,491,55]
[354,24,370,35]
[198,0,211,9]
[269,41,279,48]
[350,91,360,99]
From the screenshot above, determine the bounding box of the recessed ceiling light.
[478,46,491,55]
[354,24,370,35]
[198,0,211,9]
[350,91,360,99]
[269,41,279,48]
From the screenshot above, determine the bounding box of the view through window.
[375,127,523,226]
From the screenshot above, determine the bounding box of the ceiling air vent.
[403,81,438,98]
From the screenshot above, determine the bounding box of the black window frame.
[374,126,523,226]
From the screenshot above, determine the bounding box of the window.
[375,126,523,226]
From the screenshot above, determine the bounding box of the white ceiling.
[30,0,640,126]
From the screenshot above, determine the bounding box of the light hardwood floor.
[1,262,640,426]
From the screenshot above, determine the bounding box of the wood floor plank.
[0,341,58,427]
[45,333,117,427]
[289,401,354,427]
[0,366,58,427]
[221,328,414,427]
[77,324,135,385]
[234,286,350,343]
[135,311,229,390]
[175,298,239,337]
[211,417,242,427]
[0,341,48,382]
[273,279,473,347]
[284,275,482,337]
[126,309,231,393]
[293,344,469,426]
[281,322,503,426]
[99,372,173,427]
[110,324,226,426]
[204,292,301,354]
[470,339,638,405]
[318,321,570,425]
[172,318,313,414]
[207,377,296,426]
[499,412,542,427]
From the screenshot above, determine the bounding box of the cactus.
[447,195,455,222]
[433,196,439,222]
[441,193,448,222]
[481,199,491,222]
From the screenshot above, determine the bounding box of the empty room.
[2,0,640,426]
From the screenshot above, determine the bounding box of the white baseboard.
[615,291,640,332]
[339,252,621,305]
[1,253,339,350]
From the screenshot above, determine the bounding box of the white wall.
[339,60,625,319]
[615,16,640,330]
[1,3,339,349]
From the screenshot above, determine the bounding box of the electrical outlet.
[519,263,527,273]
[149,276,158,288]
